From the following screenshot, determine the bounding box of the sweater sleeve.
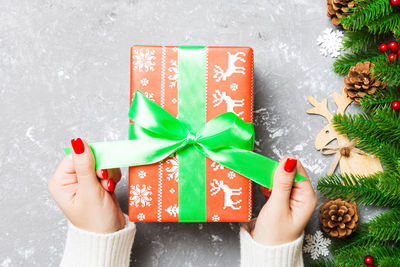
[60,214,136,267]
[240,227,304,267]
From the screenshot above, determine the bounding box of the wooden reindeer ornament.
[307,89,382,176]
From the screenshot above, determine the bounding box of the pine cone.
[319,198,359,238]
[326,0,354,26]
[344,62,387,103]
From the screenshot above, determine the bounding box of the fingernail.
[101,169,108,179]
[284,158,297,172]
[71,138,85,154]
[264,187,271,201]
[107,179,115,193]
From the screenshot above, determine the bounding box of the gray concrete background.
[0,0,383,266]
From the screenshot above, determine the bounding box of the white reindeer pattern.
[213,52,246,82]
[210,179,242,210]
[212,90,244,117]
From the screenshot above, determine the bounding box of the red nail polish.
[107,179,115,193]
[71,138,85,154]
[284,158,297,172]
[101,169,108,179]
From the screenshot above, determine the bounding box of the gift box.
[128,45,254,222]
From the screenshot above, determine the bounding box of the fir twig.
[333,113,400,170]
[340,0,394,31]
[365,207,400,242]
[333,52,385,75]
[359,87,399,111]
[317,173,400,207]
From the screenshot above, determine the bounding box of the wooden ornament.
[307,88,383,176]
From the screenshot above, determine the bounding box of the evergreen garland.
[314,1,400,265]
[332,0,400,86]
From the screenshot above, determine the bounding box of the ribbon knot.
[185,132,197,145]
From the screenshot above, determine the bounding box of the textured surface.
[0,0,383,266]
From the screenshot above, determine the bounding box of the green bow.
[65,90,307,190]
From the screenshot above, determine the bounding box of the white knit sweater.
[60,216,304,267]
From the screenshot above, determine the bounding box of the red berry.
[390,0,400,7]
[389,53,398,62]
[392,100,400,110]
[398,49,400,56]
[364,255,374,265]
[388,41,399,51]
[378,43,388,53]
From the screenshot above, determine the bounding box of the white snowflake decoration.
[129,184,153,207]
[171,98,177,104]
[144,92,154,101]
[169,188,175,194]
[317,28,344,58]
[165,156,178,182]
[168,59,178,88]
[211,161,224,171]
[230,82,238,91]
[132,49,156,72]
[140,78,149,86]
[137,213,145,221]
[212,214,220,222]
[228,171,236,180]
[137,170,146,179]
[165,204,179,217]
[303,230,331,260]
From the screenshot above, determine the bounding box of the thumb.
[70,138,100,190]
[270,157,298,205]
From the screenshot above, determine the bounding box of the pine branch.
[308,258,336,267]
[333,52,385,75]
[342,30,390,53]
[333,113,400,170]
[340,0,394,31]
[335,245,400,267]
[367,13,400,35]
[330,227,384,254]
[365,207,400,242]
[373,108,400,144]
[317,173,400,207]
[373,58,400,86]
[359,87,399,111]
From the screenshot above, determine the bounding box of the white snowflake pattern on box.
[132,48,156,72]
[212,90,244,117]
[171,98,177,104]
[144,92,155,101]
[317,28,344,58]
[168,59,178,88]
[165,204,179,217]
[230,82,238,91]
[212,214,220,222]
[165,155,178,182]
[129,184,152,207]
[137,213,146,221]
[303,230,331,260]
[213,52,246,82]
[137,170,146,179]
[140,78,149,86]
[227,171,236,180]
[169,188,175,194]
[211,162,224,171]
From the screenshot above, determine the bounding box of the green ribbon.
[64,46,307,222]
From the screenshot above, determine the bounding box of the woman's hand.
[251,157,318,245]
[48,138,125,234]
